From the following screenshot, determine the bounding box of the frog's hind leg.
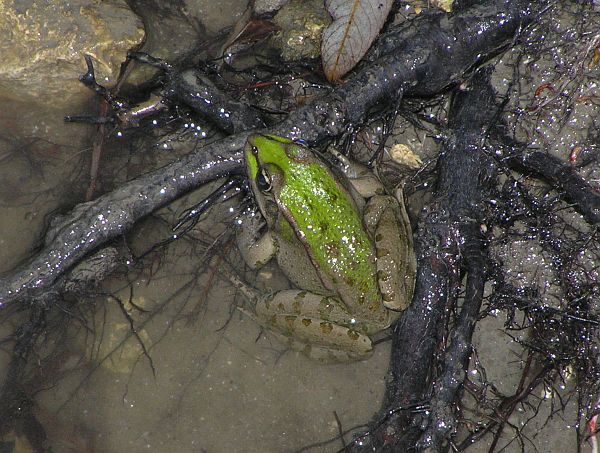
[254,290,374,362]
[363,194,416,311]
[256,312,374,362]
[221,272,374,362]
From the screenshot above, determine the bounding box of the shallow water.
[0,1,598,452]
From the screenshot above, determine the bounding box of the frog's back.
[276,160,384,322]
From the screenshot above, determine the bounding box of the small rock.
[254,0,291,16]
[270,0,330,61]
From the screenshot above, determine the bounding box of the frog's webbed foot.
[220,265,262,305]
[290,339,372,362]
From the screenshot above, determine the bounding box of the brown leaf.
[321,0,393,82]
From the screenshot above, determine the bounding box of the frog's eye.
[252,145,259,155]
[256,169,272,192]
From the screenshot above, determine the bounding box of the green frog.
[235,133,416,362]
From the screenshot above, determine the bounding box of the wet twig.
[347,66,502,452]
[0,0,547,309]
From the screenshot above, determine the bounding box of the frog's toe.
[292,340,374,363]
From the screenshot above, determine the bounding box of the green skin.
[240,133,416,362]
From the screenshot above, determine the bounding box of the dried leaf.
[217,6,279,64]
[321,0,393,82]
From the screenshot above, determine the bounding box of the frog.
[235,133,416,362]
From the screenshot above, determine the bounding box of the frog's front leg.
[236,208,276,269]
[255,290,374,362]
[363,192,416,310]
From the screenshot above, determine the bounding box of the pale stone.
[270,0,330,61]
[0,0,145,106]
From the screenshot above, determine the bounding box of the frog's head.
[244,133,296,224]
